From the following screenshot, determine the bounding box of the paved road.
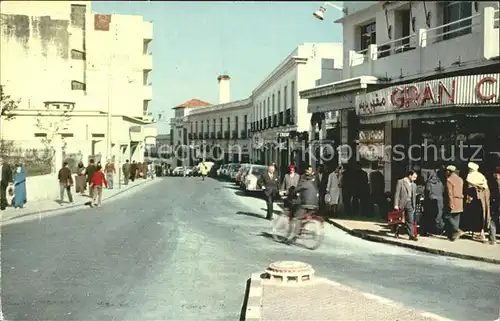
[2,178,499,321]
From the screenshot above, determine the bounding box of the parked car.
[243,165,268,192]
[239,165,253,189]
[172,166,184,176]
[184,166,194,176]
[209,163,221,177]
[227,163,241,180]
[217,164,227,177]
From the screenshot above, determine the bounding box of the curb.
[318,277,454,321]
[328,219,500,265]
[244,272,263,321]
[1,179,158,224]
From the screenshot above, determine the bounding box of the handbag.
[387,209,404,225]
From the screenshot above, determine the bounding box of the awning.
[307,95,355,113]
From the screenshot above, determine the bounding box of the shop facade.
[355,73,500,191]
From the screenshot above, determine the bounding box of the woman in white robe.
[326,166,342,216]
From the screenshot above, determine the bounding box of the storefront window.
[358,128,385,172]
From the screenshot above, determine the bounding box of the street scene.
[1,0,500,320]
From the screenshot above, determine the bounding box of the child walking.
[90,165,108,207]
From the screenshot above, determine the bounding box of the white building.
[169,98,212,166]
[301,1,500,193]
[250,42,343,173]
[0,1,156,174]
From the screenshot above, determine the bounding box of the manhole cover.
[265,261,315,284]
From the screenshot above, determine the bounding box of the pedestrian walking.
[394,170,419,241]
[122,160,130,185]
[104,159,115,189]
[488,166,500,245]
[315,164,328,216]
[0,158,13,210]
[423,169,445,235]
[130,160,137,182]
[90,165,108,207]
[148,162,154,179]
[259,164,280,220]
[443,165,465,241]
[12,164,27,208]
[326,165,342,217]
[75,162,86,195]
[281,164,300,216]
[85,159,96,198]
[58,162,74,204]
[200,162,208,180]
[464,162,491,243]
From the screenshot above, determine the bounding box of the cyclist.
[286,166,319,242]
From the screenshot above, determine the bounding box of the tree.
[0,85,20,160]
[0,84,20,121]
[34,103,74,172]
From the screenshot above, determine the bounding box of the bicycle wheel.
[300,219,324,250]
[271,214,291,243]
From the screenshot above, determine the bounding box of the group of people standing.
[0,160,27,210]
[395,162,499,244]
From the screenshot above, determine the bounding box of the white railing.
[494,9,499,28]
[374,34,418,59]
[351,48,368,65]
[426,14,480,43]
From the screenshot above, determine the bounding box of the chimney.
[217,74,230,104]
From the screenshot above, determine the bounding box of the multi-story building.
[301,1,500,192]
[0,1,155,172]
[250,42,343,174]
[186,75,252,164]
[169,98,211,166]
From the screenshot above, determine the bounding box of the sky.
[92,1,343,134]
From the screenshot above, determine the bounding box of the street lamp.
[313,2,346,20]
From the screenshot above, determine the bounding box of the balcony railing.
[279,111,284,126]
[273,115,278,127]
[267,116,272,128]
[193,133,198,139]
[204,132,209,139]
[232,130,238,139]
[224,131,230,139]
[241,129,247,139]
[210,132,215,139]
[259,120,263,130]
[263,118,267,129]
[188,133,193,140]
[217,132,222,139]
[286,109,294,125]
[348,7,499,80]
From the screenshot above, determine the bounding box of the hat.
[288,164,296,171]
[446,165,456,172]
[468,162,479,171]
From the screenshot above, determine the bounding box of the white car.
[172,166,184,176]
[243,165,268,192]
[184,167,194,176]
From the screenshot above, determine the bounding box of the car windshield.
[252,166,267,177]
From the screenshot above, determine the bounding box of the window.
[277,90,281,113]
[190,122,193,133]
[244,115,248,130]
[227,117,230,131]
[71,80,85,90]
[267,97,270,116]
[272,94,275,115]
[290,81,295,111]
[201,121,204,134]
[283,86,287,109]
[442,1,472,40]
[235,116,239,132]
[34,133,47,138]
[212,119,216,133]
[263,100,266,118]
[71,49,86,60]
[219,118,223,132]
[360,21,376,51]
[195,121,198,134]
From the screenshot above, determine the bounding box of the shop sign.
[356,74,499,116]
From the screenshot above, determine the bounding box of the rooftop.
[172,98,211,109]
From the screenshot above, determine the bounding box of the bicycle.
[271,202,325,250]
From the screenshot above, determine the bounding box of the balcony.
[259,120,263,130]
[273,115,278,127]
[142,53,152,71]
[210,132,215,139]
[224,131,230,139]
[241,129,248,139]
[347,7,499,80]
[279,111,284,126]
[204,132,209,139]
[267,116,272,128]
[188,133,193,140]
[193,133,198,140]
[217,132,222,139]
[232,130,238,139]
[143,85,152,101]
[143,21,153,41]
[263,118,267,129]
[286,109,294,125]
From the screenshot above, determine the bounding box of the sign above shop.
[356,73,499,116]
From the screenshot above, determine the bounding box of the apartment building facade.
[301,1,500,192]
[0,0,155,172]
[250,42,343,174]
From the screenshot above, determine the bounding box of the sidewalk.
[329,218,500,264]
[0,178,157,223]
[247,274,451,321]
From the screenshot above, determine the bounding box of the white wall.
[341,1,499,80]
